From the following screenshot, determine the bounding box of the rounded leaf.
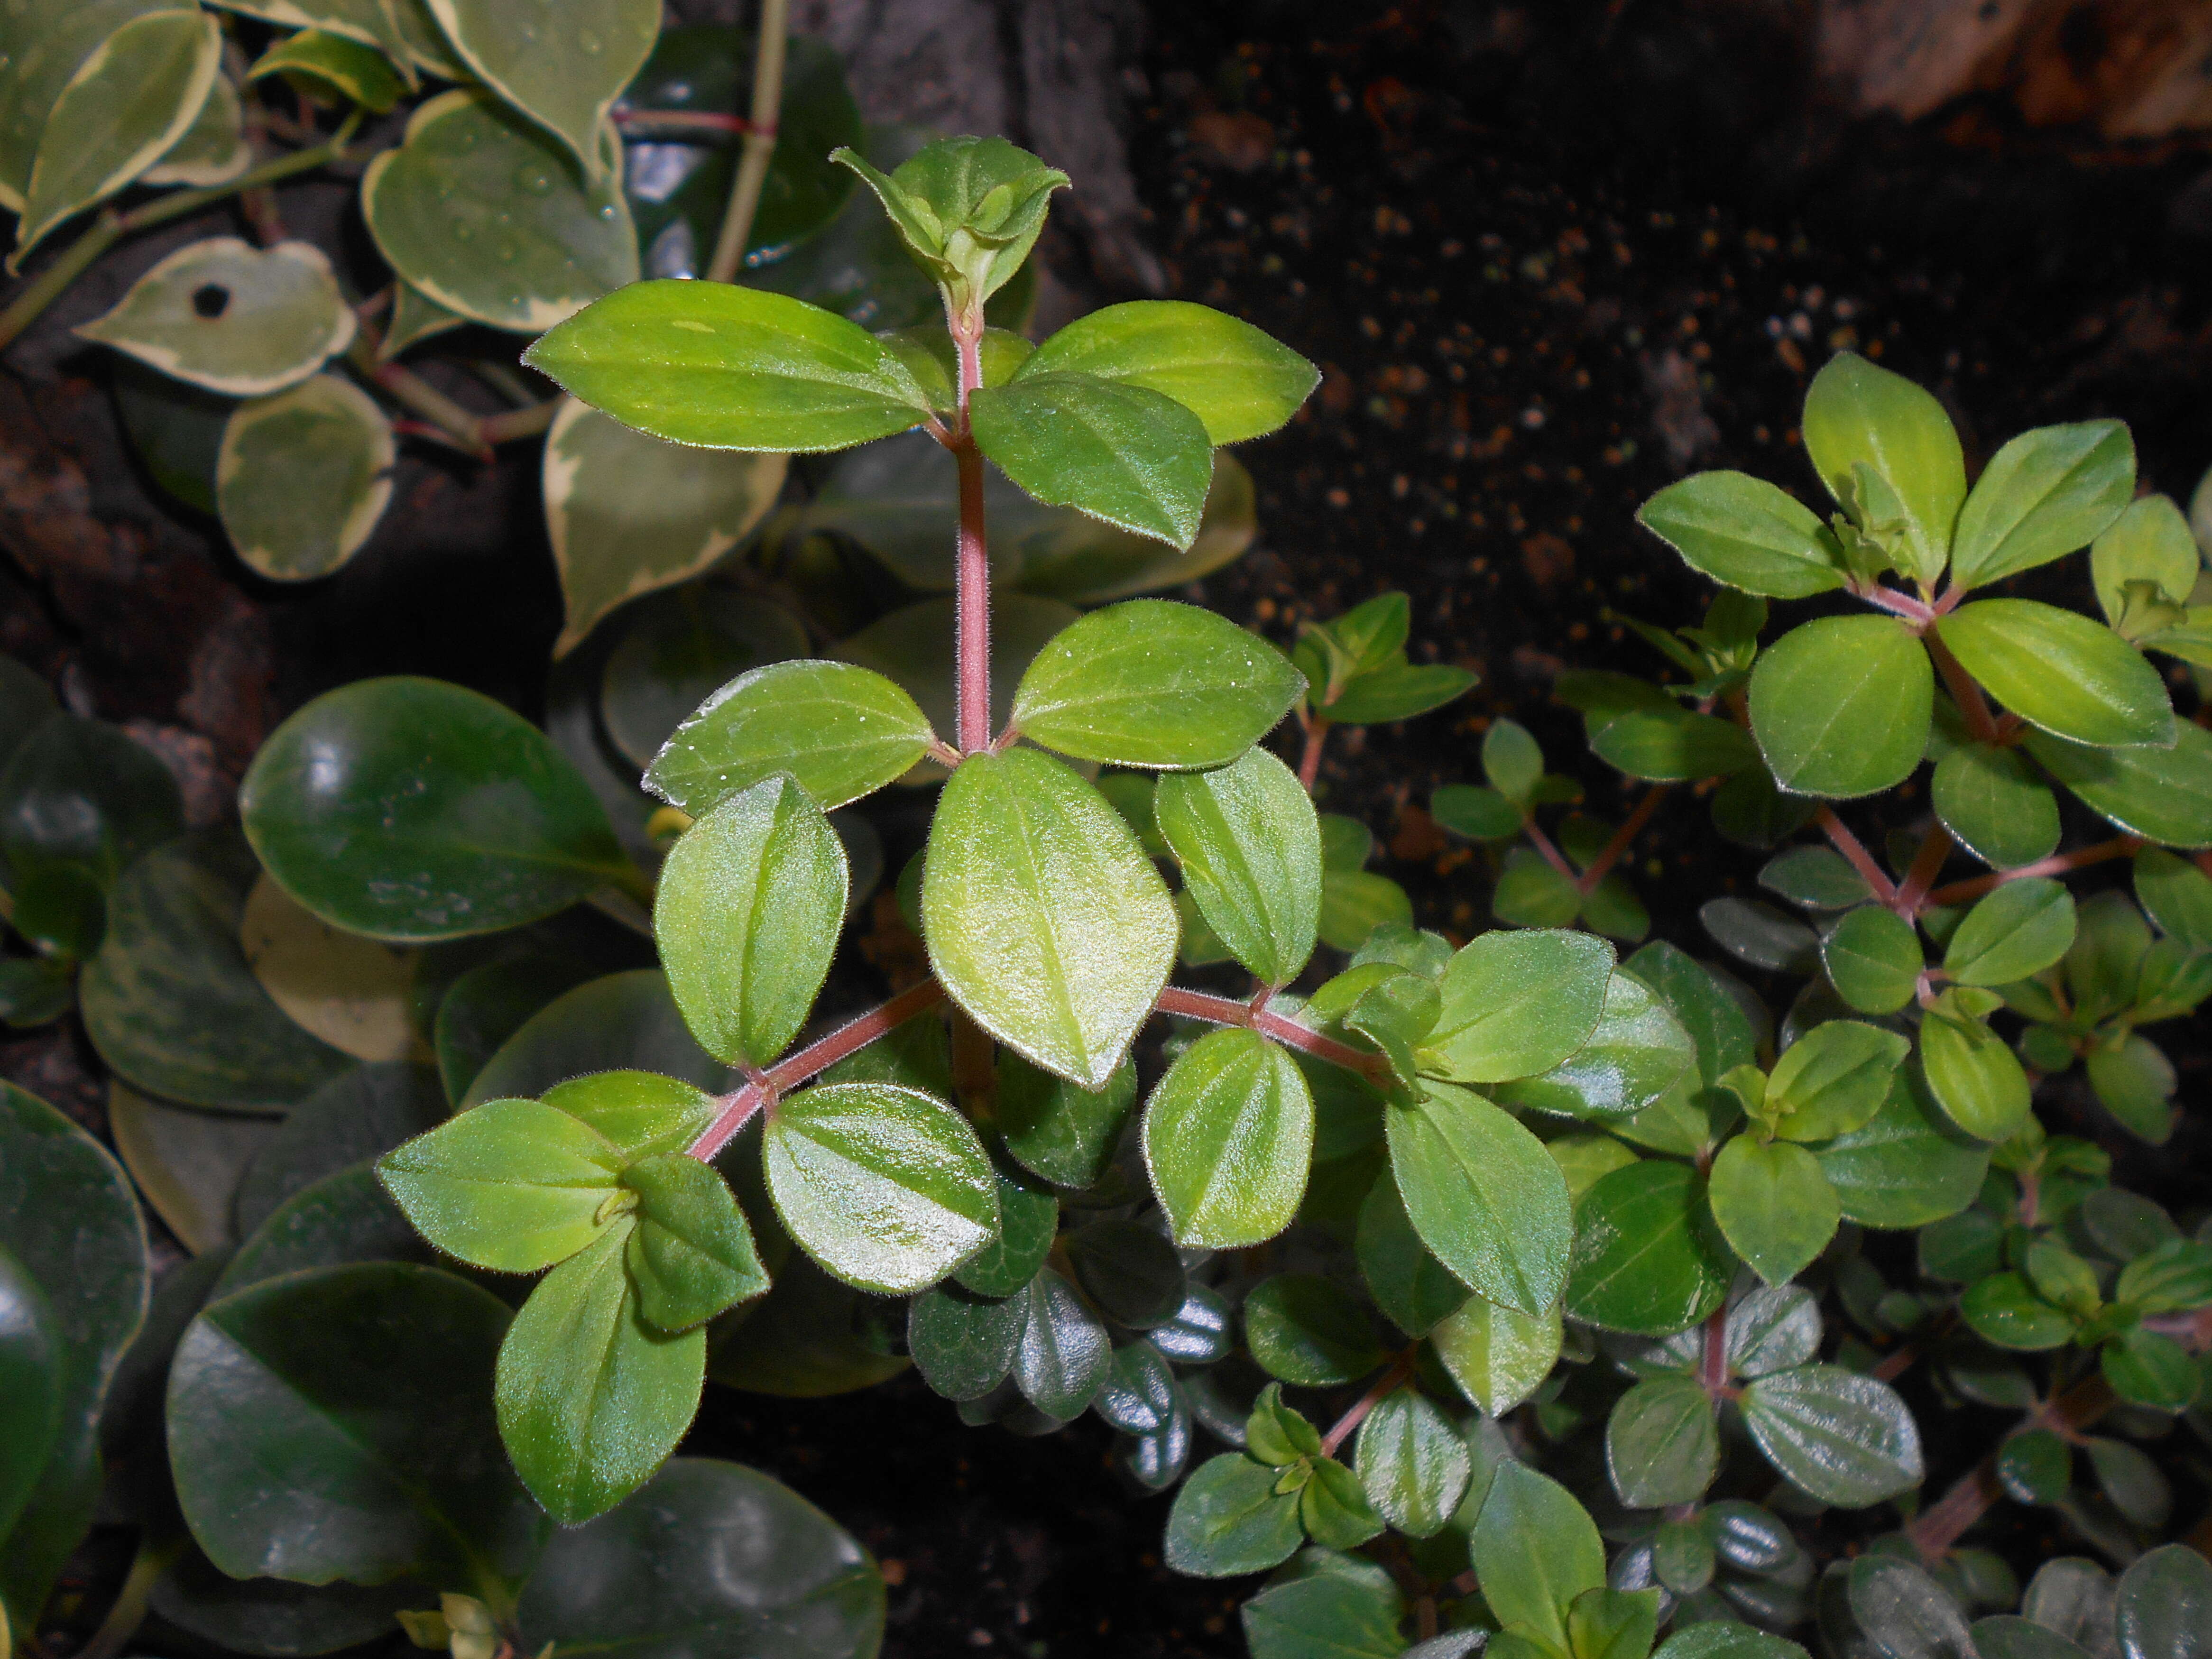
[76,238,354,395]
[2024,721,2212,849]
[1429,1294,1561,1416]
[1015,299,1318,445]
[218,374,396,581]
[1162,1453,1302,1578]
[1607,1374,1720,1508]
[1564,1160,1731,1336]
[1154,747,1320,986]
[1420,927,1615,1084]
[1822,905,1922,1015]
[1388,1080,1573,1317]
[970,372,1214,550]
[1936,600,2172,749]
[1707,1135,1840,1286]
[1142,1028,1312,1249]
[1932,742,2061,869]
[1637,470,1846,598]
[1750,614,1934,798]
[1741,1363,1922,1506]
[423,0,656,182]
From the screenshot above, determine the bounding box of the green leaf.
[1154,750,1319,984]
[75,236,354,396]
[168,1263,540,1594]
[1015,300,1318,444]
[1741,1363,1922,1506]
[705,1250,905,1398]
[2135,848,2212,950]
[378,1095,629,1271]
[1606,1373,1719,1508]
[544,400,787,655]
[1948,420,2135,590]
[1971,1618,2092,1659]
[248,27,406,111]
[1749,615,1934,798]
[383,277,466,356]
[2093,493,2201,622]
[0,1246,60,1549]
[1847,1557,1975,1659]
[1801,352,1965,582]
[1767,1020,1911,1142]
[1355,1171,1468,1338]
[1936,600,2172,748]
[831,134,1066,309]
[1471,1461,1606,1653]
[1570,1589,1663,1659]
[1431,783,1523,842]
[2026,721,2212,848]
[105,1081,275,1253]
[1142,1028,1312,1248]
[1822,905,1923,1014]
[1932,743,2061,869]
[1920,990,2031,1140]
[232,1063,443,1234]
[996,1050,1137,1189]
[13,9,220,263]
[1300,1458,1385,1549]
[2101,1327,2197,1411]
[217,373,396,581]
[1428,1294,1561,1415]
[1321,869,1415,950]
[204,0,409,62]
[950,1162,1056,1298]
[1010,1268,1109,1419]
[599,590,810,774]
[1728,1283,1823,1377]
[907,1283,1021,1401]
[0,711,182,899]
[1637,470,1847,598]
[1959,1271,2072,1349]
[837,593,1078,756]
[515,1457,883,1659]
[1816,1068,1989,1228]
[0,1083,149,1630]
[1590,704,1759,783]
[364,91,637,332]
[971,372,1215,550]
[423,0,653,182]
[1388,1080,1572,1315]
[1319,662,1478,725]
[1945,878,2076,986]
[763,1081,996,1294]
[1760,846,1869,912]
[1244,1272,1383,1386]
[620,1153,767,1331]
[1494,969,1696,1120]
[1996,1426,2072,1505]
[464,978,731,1118]
[1419,927,1614,1084]
[922,747,1176,1088]
[2115,1544,2212,1659]
[80,832,351,1111]
[1355,1387,1470,1538]
[646,659,937,816]
[1013,599,1304,770]
[214,1162,433,1296]
[1240,1549,1405,1659]
[1707,1135,1840,1285]
[1163,1453,1303,1578]
[495,1225,705,1526]
[1564,1160,1731,1336]
[2116,1237,2212,1312]
[1654,1629,1811,1659]
[0,0,169,212]
[654,776,845,1070]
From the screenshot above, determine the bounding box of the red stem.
[1924,630,2002,747]
[1298,713,1329,793]
[1321,1354,1414,1456]
[688,979,948,1160]
[1908,1376,2114,1561]
[1154,986,1391,1081]
[952,323,990,755]
[1926,836,2142,908]
[1853,584,1935,625]
[1577,783,1671,895]
[1522,814,1581,885]
[1699,1304,1730,1398]
[1816,806,1900,906]
[1894,824,1954,916]
[608,109,762,137]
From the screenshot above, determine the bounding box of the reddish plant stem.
[1894,824,1955,917]
[1908,1375,2115,1562]
[1816,806,1900,906]
[1522,813,1581,885]
[1298,712,1329,793]
[1699,1304,1730,1398]
[1154,986,1391,1081]
[1923,630,2002,747]
[952,323,991,755]
[1577,783,1671,895]
[609,109,763,137]
[1321,1353,1413,1456]
[1853,583,1935,625]
[688,979,948,1160]
[1871,1344,1917,1384]
[1927,836,2143,908]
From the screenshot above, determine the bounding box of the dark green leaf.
[1960,1272,2073,1350]
[2101,1327,2197,1412]
[1701,895,1820,974]
[971,372,1214,550]
[1355,1171,1468,1339]
[1240,1548,1405,1659]
[907,1284,1021,1401]
[1996,1427,2071,1505]
[1564,1160,1731,1336]
[995,1050,1137,1189]
[1814,1070,1989,1228]
[1066,1218,1185,1329]
[1163,1453,1304,1578]
[951,1163,1057,1297]
[1749,615,1934,798]
[1389,1080,1572,1316]
[621,1152,768,1331]
[1847,1556,1974,1659]
[1591,704,1759,783]
[2025,721,2212,849]
[1606,1373,1719,1508]
[0,712,182,901]
[1244,1272,1383,1386]
[464,972,730,1109]
[2115,1544,2212,1659]
[1742,1363,1922,1506]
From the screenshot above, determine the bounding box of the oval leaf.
[75,237,354,396]
[1936,599,2172,749]
[1750,614,1934,798]
[1142,1028,1313,1249]
[970,372,1214,551]
[423,0,656,181]
[1014,300,1318,445]
[1387,1080,1573,1316]
[1154,746,1320,985]
[218,373,396,581]
[1637,470,1845,599]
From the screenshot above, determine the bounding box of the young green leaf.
[1606,1374,1720,1508]
[218,374,396,582]
[923,748,1176,1088]
[1932,743,2062,870]
[1636,470,1848,598]
[1387,1080,1573,1316]
[75,237,354,396]
[1016,300,1318,444]
[495,1225,705,1525]
[1162,1454,1303,1578]
[2024,722,2212,849]
[761,1082,997,1295]
[970,372,1215,550]
[241,677,632,941]
[620,1153,768,1331]
[523,278,931,448]
[1143,1028,1313,1249]
[1944,878,2077,987]
[1947,420,2135,591]
[365,92,637,333]
[1354,1387,1470,1538]
[832,135,1067,309]
[1570,1589,1665,1659]
[1707,1135,1841,1285]
[1800,352,1965,584]
[1493,969,1696,1120]
[1154,748,1319,984]
[1564,1160,1731,1336]
[1428,1294,1562,1416]
[1740,1364,1922,1506]
[1011,599,1306,769]
[1471,1462,1606,1654]
[422,0,655,183]
[1821,904,1923,1015]
[378,1098,625,1272]
[1749,615,1933,798]
[654,776,846,1071]
[647,659,937,815]
[1936,600,2172,749]
[1766,1020,1910,1142]
[1920,990,2032,1140]
[2092,494,2201,625]
[1418,927,1614,1083]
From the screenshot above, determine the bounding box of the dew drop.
[513,165,554,197]
[449,219,473,242]
[496,239,519,263]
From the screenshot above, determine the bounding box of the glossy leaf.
[1741,1363,1922,1506]
[1637,470,1846,597]
[995,1050,1137,1189]
[1244,1272,1383,1386]
[763,1081,996,1294]
[2115,1545,2212,1659]
[1933,742,2061,870]
[364,91,636,332]
[1471,1462,1606,1653]
[1355,1387,1469,1538]
[971,372,1214,550]
[107,1082,276,1253]
[243,677,631,941]
[1822,905,1922,1015]
[1936,600,2172,749]
[949,1163,1056,1299]
[1016,300,1317,444]
[167,1263,539,1591]
[1494,969,1696,1120]
[495,1226,705,1525]
[705,1252,905,1398]
[76,237,353,396]
[647,659,937,815]
[1815,1070,1990,1228]
[2025,722,2212,849]
[1240,1550,1404,1659]
[1564,1160,1731,1336]
[2135,847,2212,950]
[1800,352,1965,585]
[1960,1272,2073,1350]
[1708,1135,1840,1285]
[1428,1294,1561,1416]
[1138,1026,1316,1253]
[654,776,845,1070]
[1011,1267,1110,1420]
[0,1246,60,1549]
[1768,1020,1910,1142]
[923,747,1176,1088]
[214,1162,434,1298]
[1920,991,2031,1141]
[543,399,787,654]
[907,1285,1020,1401]
[247,27,406,111]
[1419,927,1614,1084]
[1945,878,2076,987]
[1848,1557,1975,1659]
[1749,615,1933,798]
[1388,1081,1571,1316]
[218,373,396,581]
[1608,1374,1720,1507]
[1948,420,2135,590]
[0,711,182,899]
[240,874,420,1064]
[424,0,653,180]
[831,133,1066,308]
[1163,1453,1303,1578]
[378,1095,627,1271]
[1013,599,1304,770]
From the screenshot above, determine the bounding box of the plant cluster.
[2,5,2212,1659]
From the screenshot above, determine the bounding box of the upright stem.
[1698,1304,1730,1398]
[1298,712,1329,792]
[1894,824,1954,917]
[1577,783,1670,895]
[1321,1353,1413,1456]
[1816,806,1900,906]
[1521,814,1581,886]
[952,323,991,754]
[1924,631,2001,747]
[702,0,787,284]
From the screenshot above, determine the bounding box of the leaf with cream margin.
[75,239,356,397]
[217,376,395,582]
